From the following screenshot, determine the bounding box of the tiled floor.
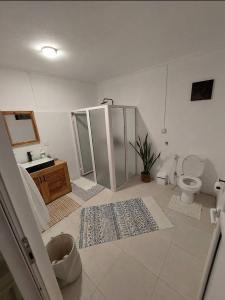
[42,177,216,300]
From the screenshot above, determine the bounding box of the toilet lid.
[182,155,204,177]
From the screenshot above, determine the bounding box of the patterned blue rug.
[79,198,159,248]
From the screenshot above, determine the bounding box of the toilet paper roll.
[214,181,223,193]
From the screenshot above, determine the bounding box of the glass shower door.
[126,108,136,179]
[111,107,126,188]
[75,112,93,175]
[89,108,111,189]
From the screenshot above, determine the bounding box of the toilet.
[178,155,204,204]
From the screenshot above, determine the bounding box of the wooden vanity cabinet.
[31,160,72,204]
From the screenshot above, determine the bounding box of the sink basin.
[20,158,55,173]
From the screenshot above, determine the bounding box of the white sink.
[19,157,55,173]
[20,157,53,169]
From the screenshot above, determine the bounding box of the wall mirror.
[2,111,40,147]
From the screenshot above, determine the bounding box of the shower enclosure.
[72,105,136,191]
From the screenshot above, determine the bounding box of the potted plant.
[130,134,160,182]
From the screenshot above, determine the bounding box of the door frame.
[107,106,137,190]
[72,111,96,178]
[72,112,85,175]
[0,113,63,300]
[86,110,97,182]
[0,190,46,299]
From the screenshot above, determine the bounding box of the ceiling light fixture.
[41,46,58,58]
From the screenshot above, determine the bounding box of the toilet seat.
[182,155,204,178]
[178,175,202,192]
[178,155,204,204]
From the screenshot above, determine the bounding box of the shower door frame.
[109,105,137,189]
[71,105,137,192]
[72,111,95,177]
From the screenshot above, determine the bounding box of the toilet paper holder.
[215,178,225,190]
[219,178,225,184]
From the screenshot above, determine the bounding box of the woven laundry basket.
[46,233,82,287]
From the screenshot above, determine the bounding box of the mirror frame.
[2,111,40,147]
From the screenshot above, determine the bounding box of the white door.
[197,184,225,300]
[0,200,42,300]
[203,212,225,299]
[0,114,63,300]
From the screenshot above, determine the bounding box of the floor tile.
[79,242,122,285]
[42,212,81,245]
[81,188,113,207]
[165,199,215,234]
[153,187,175,209]
[172,221,212,262]
[42,179,214,300]
[165,206,213,233]
[62,271,96,300]
[98,252,157,300]
[160,244,203,299]
[195,192,216,208]
[90,289,106,300]
[115,231,171,276]
[151,279,188,300]
[164,206,213,262]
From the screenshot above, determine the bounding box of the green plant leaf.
[129,142,141,158]
[130,133,160,174]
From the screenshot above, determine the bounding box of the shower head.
[100,98,114,105]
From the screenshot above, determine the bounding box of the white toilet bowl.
[178,175,202,204]
[178,155,204,204]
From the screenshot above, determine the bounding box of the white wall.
[0,67,97,179]
[98,50,225,194]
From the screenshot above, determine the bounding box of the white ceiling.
[0,1,225,83]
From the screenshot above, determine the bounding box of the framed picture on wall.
[191,79,214,101]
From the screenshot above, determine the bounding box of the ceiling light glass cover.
[41,46,58,58]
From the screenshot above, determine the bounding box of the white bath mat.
[72,183,104,202]
[73,177,96,191]
[169,195,202,220]
[143,196,174,230]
